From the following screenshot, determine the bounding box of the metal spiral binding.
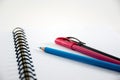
[12,27,37,80]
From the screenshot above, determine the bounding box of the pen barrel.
[55,37,120,65]
[82,45,120,61]
[44,47,120,72]
[72,45,120,65]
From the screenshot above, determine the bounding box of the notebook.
[0,26,120,80]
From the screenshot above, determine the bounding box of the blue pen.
[40,47,120,72]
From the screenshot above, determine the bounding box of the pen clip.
[67,37,86,46]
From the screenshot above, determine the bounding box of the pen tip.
[39,47,42,49]
[39,47,44,51]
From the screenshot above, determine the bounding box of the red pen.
[55,37,120,65]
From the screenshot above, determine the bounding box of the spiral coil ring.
[13,27,37,80]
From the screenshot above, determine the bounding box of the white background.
[0,0,120,80]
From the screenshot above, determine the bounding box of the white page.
[0,0,120,80]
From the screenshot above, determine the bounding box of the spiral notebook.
[0,26,120,80]
[12,27,37,80]
[10,27,120,80]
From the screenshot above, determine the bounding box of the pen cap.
[55,37,77,49]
